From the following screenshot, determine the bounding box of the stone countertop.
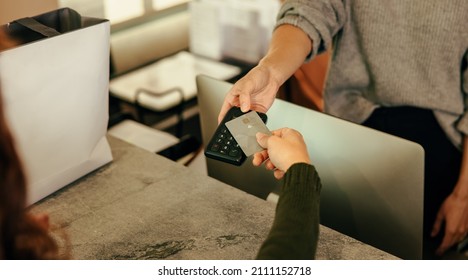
[31,136,398,260]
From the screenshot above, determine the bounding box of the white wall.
[111,10,190,74]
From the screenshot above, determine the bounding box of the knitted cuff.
[282,163,322,208]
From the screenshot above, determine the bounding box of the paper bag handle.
[13,17,61,38]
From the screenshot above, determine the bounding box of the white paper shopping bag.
[0,8,113,204]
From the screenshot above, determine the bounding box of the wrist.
[284,158,312,173]
[258,56,286,88]
[452,182,468,200]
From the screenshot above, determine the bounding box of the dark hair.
[0,29,61,259]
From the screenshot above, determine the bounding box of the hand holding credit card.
[204,107,269,166]
[225,111,271,157]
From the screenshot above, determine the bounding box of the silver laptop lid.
[197,75,424,259]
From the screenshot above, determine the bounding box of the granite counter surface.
[31,136,398,260]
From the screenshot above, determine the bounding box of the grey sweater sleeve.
[256,163,322,260]
[275,0,346,60]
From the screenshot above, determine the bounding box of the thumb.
[256,132,269,149]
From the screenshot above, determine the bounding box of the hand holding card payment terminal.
[204,107,269,166]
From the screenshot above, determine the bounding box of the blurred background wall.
[0,0,58,24]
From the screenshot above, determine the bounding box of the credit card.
[225,111,271,156]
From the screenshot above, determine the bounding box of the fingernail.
[240,103,248,112]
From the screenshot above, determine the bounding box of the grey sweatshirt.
[276,0,468,149]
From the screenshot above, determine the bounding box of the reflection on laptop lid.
[196,75,424,259]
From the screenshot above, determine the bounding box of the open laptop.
[196,75,424,260]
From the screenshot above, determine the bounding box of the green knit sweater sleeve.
[256,163,322,260]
